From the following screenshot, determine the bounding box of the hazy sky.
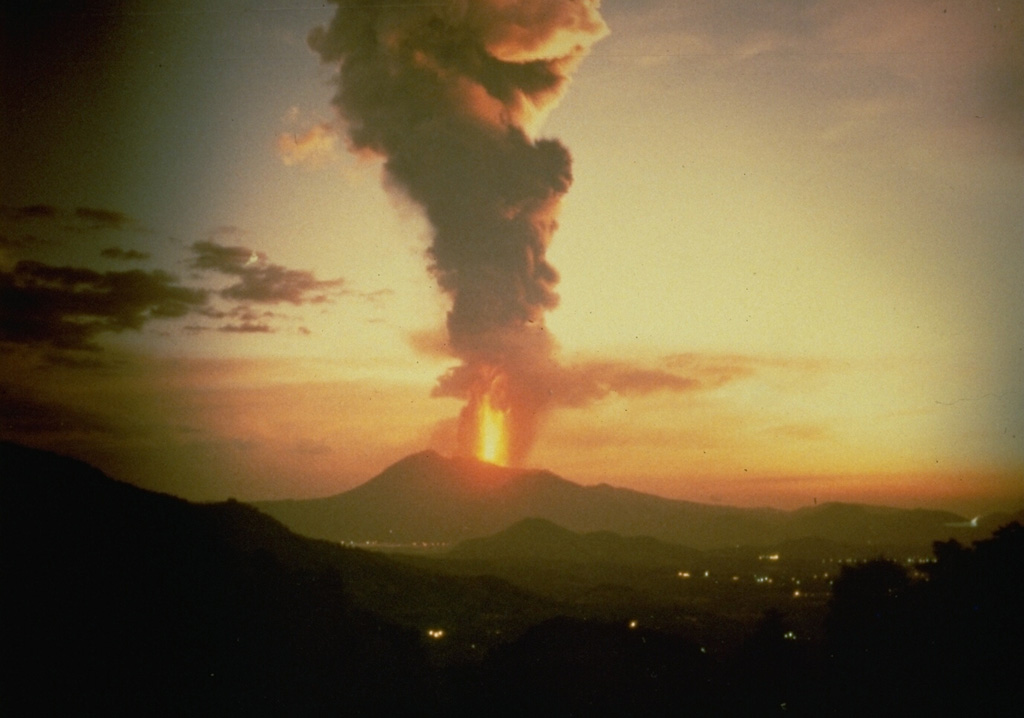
[2,0,1021,513]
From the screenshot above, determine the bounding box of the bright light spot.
[466,368,511,466]
[628,620,638,629]
[784,631,797,640]
[426,628,446,639]
[476,392,509,465]
[678,571,691,578]
[792,590,801,598]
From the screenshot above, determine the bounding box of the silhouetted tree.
[729,608,812,715]
[913,521,1024,713]
[819,525,1024,715]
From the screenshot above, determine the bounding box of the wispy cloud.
[0,205,60,222]
[190,239,344,305]
[101,247,151,261]
[1,204,143,232]
[73,207,136,231]
[218,322,273,334]
[1,208,352,352]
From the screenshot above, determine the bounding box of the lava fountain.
[458,367,511,466]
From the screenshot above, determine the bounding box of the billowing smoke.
[311,0,608,464]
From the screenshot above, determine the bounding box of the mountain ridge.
[0,441,557,651]
[448,517,706,566]
[257,451,979,551]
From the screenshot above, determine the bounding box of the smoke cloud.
[311,0,608,463]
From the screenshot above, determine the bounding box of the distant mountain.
[258,450,779,549]
[257,450,980,551]
[449,517,704,566]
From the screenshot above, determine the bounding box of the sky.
[2,0,1021,514]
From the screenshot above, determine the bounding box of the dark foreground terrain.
[2,442,1022,715]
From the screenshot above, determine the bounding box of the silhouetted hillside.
[449,517,704,566]
[258,451,983,552]
[0,442,548,714]
[4,442,1021,715]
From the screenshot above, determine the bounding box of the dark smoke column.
[311,0,608,464]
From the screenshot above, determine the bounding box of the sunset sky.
[2,0,1021,514]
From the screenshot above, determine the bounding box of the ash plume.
[311,0,608,463]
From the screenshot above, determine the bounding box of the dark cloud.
[101,247,150,261]
[74,206,134,230]
[0,234,47,250]
[0,204,141,233]
[0,260,207,350]
[190,240,344,305]
[1,208,351,347]
[312,0,608,463]
[0,204,59,222]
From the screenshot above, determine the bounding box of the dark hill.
[258,451,595,544]
[257,451,976,551]
[449,517,705,566]
[258,450,780,548]
[0,442,550,714]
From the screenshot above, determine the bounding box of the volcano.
[256,452,979,551]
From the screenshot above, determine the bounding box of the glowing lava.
[476,388,510,466]
[462,369,511,466]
